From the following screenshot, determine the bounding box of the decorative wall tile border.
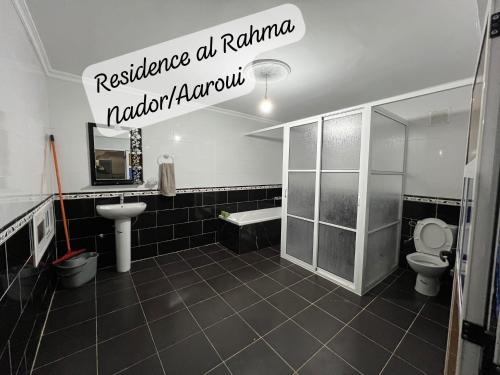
[0,185,282,244]
[403,194,461,206]
[0,196,53,245]
[58,184,283,200]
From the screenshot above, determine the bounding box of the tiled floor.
[32,244,451,375]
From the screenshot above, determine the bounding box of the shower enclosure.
[281,106,407,295]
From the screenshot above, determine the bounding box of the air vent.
[429,109,449,126]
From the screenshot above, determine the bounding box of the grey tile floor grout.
[129,265,168,375]
[378,302,427,374]
[32,243,451,375]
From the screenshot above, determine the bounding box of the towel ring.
[157,154,174,164]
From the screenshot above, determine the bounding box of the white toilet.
[406,218,458,296]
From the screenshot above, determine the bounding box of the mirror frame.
[87,122,143,186]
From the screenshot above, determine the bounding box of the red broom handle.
[50,135,72,253]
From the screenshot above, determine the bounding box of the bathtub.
[218,207,282,254]
[221,207,281,226]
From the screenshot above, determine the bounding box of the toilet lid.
[414,218,454,256]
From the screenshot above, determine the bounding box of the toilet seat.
[413,218,454,256]
[406,252,448,268]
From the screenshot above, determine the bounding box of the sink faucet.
[119,193,125,204]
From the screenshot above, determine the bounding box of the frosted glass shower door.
[317,112,362,283]
[364,109,406,289]
[284,122,319,265]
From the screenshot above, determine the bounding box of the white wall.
[0,0,53,228]
[47,78,282,193]
[381,87,470,199]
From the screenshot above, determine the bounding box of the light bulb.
[259,98,273,114]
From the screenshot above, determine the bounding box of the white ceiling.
[26,0,480,123]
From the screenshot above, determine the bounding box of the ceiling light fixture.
[245,59,291,115]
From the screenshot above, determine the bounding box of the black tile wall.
[400,199,461,269]
[0,221,57,375]
[54,187,282,269]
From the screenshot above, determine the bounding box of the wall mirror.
[87,123,143,186]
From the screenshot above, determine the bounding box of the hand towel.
[159,163,176,196]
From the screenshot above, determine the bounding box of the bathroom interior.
[0,1,495,374]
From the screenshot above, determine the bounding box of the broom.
[50,135,87,265]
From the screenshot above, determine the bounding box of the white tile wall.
[47,78,282,193]
[0,0,53,228]
[381,87,470,199]
[404,110,468,199]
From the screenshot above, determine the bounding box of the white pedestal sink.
[96,202,146,272]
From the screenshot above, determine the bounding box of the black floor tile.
[315,293,362,323]
[97,304,145,342]
[409,316,448,349]
[349,310,405,351]
[420,302,450,327]
[253,259,283,274]
[266,321,322,369]
[208,250,234,262]
[298,347,358,375]
[185,254,214,268]
[380,285,427,313]
[45,300,95,334]
[149,309,200,350]
[267,289,309,317]
[179,248,203,259]
[381,356,425,375]
[206,363,231,374]
[117,355,164,375]
[290,279,329,303]
[32,346,97,375]
[155,252,182,265]
[159,332,221,374]
[160,261,190,276]
[198,243,223,254]
[51,284,95,310]
[334,287,375,308]
[226,340,291,375]
[36,320,96,367]
[231,265,264,283]
[141,291,184,321]
[257,247,279,258]
[97,287,139,315]
[98,325,156,375]
[293,305,344,343]
[205,315,258,359]
[287,264,314,278]
[221,285,262,311]
[168,270,202,289]
[396,333,445,375]
[237,252,265,264]
[269,268,303,287]
[130,258,157,273]
[96,275,134,297]
[219,257,248,271]
[206,272,242,293]
[130,267,164,286]
[177,281,216,306]
[328,326,391,375]
[196,263,226,279]
[306,274,339,290]
[240,300,287,335]
[366,298,416,330]
[247,276,284,298]
[189,296,234,328]
[135,278,173,301]
[269,256,292,267]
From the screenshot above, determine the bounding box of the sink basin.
[96,202,146,272]
[96,202,146,220]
